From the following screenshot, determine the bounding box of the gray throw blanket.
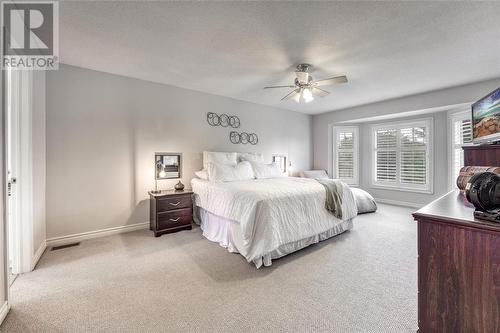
[315,178,344,219]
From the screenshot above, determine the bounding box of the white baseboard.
[31,240,47,270]
[375,198,423,209]
[46,222,149,248]
[0,301,10,325]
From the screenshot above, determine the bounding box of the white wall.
[46,64,312,239]
[313,78,500,206]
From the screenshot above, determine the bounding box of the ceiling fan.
[264,64,347,103]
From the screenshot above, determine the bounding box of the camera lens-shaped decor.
[207,112,240,128]
[465,172,500,212]
[229,131,258,145]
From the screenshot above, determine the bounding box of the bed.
[191,176,357,268]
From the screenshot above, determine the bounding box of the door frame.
[4,69,35,276]
[5,68,21,278]
[1,55,12,318]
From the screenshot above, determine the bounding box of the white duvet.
[191,177,357,263]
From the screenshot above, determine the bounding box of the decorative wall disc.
[229,131,258,145]
[207,112,220,126]
[229,116,240,128]
[249,133,258,145]
[207,112,240,128]
[219,114,229,127]
[230,131,240,144]
[208,113,254,144]
[240,132,249,144]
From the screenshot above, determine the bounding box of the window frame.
[370,118,433,193]
[332,126,359,186]
[447,110,472,190]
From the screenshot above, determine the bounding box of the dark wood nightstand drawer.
[149,189,193,237]
[157,195,192,211]
[157,208,192,229]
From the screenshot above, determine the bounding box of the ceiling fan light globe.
[302,88,314,103]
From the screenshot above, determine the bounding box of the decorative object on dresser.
[174,181,185,191]
[456,165,500,190]
[152,152,182,194]
[149,189,193,237]
[412,190,500,332]
[464,171,500,222]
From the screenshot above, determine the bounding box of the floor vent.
[51,242,80,251]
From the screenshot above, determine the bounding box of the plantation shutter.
[337,132,354,179]
[334,127,358,185]
[375,129,397,182]
[373,119,432,192]
[451,115,472,187]
[400,127,427,185]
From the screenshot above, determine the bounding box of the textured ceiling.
[59,1,500,114]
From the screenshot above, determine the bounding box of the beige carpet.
[1,204,417,332]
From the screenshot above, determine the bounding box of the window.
[372,119,432,193]
[333,126,359,185]
[449,111,472,189]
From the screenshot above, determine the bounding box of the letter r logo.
[10,9,49,49]
[3,2,54,56]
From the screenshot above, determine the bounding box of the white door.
[5,68,21,278]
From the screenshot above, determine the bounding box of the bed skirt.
[194,206,353,268]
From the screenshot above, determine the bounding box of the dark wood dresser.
[149,189,193,237]
[413,190,500,332]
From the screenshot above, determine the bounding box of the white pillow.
[207,161,255,182]
[203,151,237,170]
[351,188,377,214]
[252,162,284,179]
[300,170,328,179]
[194,169,209,180]
[238,152,264,163]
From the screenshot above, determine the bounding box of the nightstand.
[149,189,193,237]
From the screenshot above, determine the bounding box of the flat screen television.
[472,87,500,143]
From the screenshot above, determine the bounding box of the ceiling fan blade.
[281,89,300,101]
[314,75,348,87]
[311,87,329,97]
[264,85,296,89]
[295,71,310,84]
